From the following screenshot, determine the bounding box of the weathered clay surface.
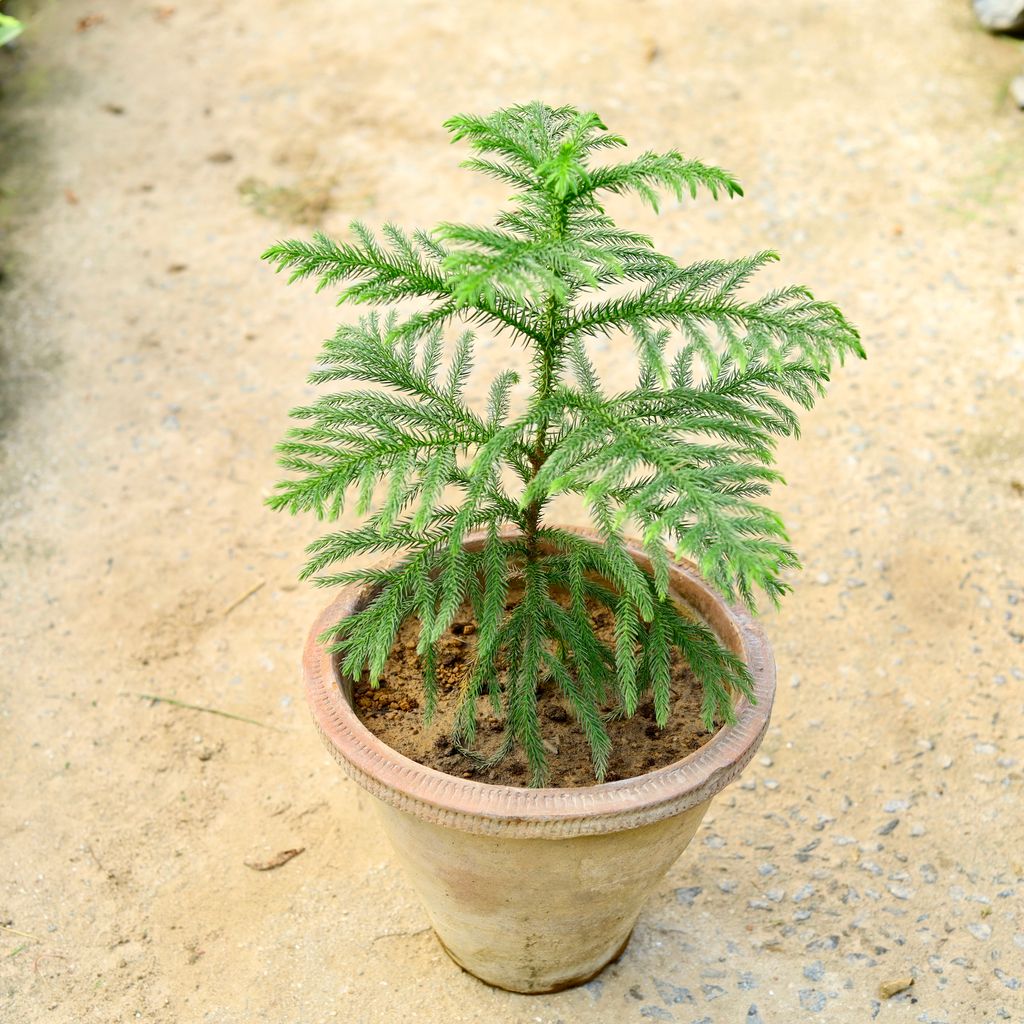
[375,797,711,992]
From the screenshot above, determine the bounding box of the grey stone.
[972,1,1024,32]
[639,1007,674,1022]
[701,984,726,1000]
[674,886,703,907]
[804,961,825,982]
[968,922,992,941]
[994,968,1021,990]
[799,989,827,1012]
[747,1007,765,1024]
[654,979,694,1005]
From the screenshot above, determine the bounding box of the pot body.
[374,796,711,992]
[304,528,775,993]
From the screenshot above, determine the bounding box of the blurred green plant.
[0,13,22,47]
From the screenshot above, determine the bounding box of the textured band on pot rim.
[303,529,776,838]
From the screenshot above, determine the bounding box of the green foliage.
[265,102,863,786]
[0,13,23,48]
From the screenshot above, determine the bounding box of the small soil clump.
[352,597,721,788]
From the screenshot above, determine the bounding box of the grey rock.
[747,1007,765,1024]
[994,968,1021,990]
[804,961,825,982]
[799,989,827,1012]
[737,972,758,991]
[653,979,694,1005]
[701,984,726,1001]
[972,1,1024,32]
[674,886,703,907]
[968,921,992,941]
[639,1007,674,1022]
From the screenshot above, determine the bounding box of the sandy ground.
[2,2,1023,1022]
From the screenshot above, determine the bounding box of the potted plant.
[264,102,863,993]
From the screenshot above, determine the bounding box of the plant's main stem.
[524,193,570,561]
[524,297,560,561]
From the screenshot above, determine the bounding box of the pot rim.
[304,527,776,837]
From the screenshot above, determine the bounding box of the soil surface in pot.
[352,597,721,788]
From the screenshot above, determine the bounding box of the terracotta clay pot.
[304,529,775,994]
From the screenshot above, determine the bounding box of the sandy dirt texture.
[1,2,1023,1022]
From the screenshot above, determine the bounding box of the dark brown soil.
[352,598,720,788]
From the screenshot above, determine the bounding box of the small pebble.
[674,886,702,907]
[804,961,825,982]
[879,977,914,999]
[653,979,693,1005]
[994,968,1021,990]
[968,922,992,941]
[798,989,827,1012]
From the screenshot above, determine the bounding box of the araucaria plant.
[265,103,863,786]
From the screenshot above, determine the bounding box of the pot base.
[434,928,634,995]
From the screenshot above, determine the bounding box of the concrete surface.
[1,2,1022,1022]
